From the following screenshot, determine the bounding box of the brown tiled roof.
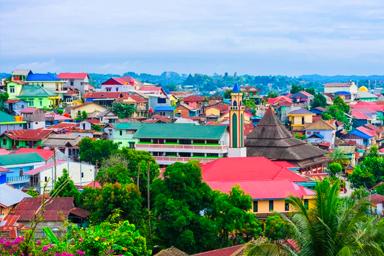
[245,108,327,167]
[368,194,384,205]
[305,119,335,130]
[69,207,90,218]
[155,247,189,256]
[4,129,52,141]
[183,95,206,103]
[12,197,75,222]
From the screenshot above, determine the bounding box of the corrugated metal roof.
[26,73,59,82]
[0,184,31,207]
[18,84,55,97]
[0,153,45,166]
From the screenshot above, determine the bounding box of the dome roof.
[359,86,368,92]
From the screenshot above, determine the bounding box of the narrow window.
[304,199,309,209]
[269,200,274,212]
[253,201,258,212]
[285,200,290,211]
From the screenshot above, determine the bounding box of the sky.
[0,0,383,75]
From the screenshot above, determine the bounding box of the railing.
[136,143,227,151]
[6,176,30,184]
[154,156,217,163]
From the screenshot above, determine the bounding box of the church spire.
[228,83,246,157]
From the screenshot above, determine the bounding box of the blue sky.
[0,0,383,75]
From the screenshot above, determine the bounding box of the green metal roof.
[0,111,16,123]
[0,153,45,166]
[114,122,143,130]
[132,123,227,140]
[18,84,55,98]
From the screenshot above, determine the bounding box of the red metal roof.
[4,129,52,141]
[83,181,101,189]
[267,96,292,105]
[57,73,88,80]
[20,107,37,114]
[101,77,135,86]
[193,244,245,256]
[83,92,146,102]
[201,157,307,183]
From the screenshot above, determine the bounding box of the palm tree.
[245,179,384,256]
[329,148,348,166]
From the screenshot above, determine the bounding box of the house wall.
[6,82,23,99]
[305,129,335,147]
[175,106,190,118]
[36,161,96,193]
[205,108,220,117]
[112,129,138,148]
[0,137,44,149]
[100,84,134,92]
[70,104,107,118]
[253,198,315,215]
[0,123,24,136]
[20,97,51,109]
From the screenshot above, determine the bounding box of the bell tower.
[228,83,247,157]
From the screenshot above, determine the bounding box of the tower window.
[232,100,237,107]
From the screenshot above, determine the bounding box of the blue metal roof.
[349,129,372,140]
[154,105,174,112]
[26,73,59,82]
[232,83,240,93]
[335,91,351,95]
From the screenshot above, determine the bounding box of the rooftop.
[4,129,52,141]
[26,73,60,82]
[57,72,88,80]
[0,184,31,208]
[18,84,55,98]
[0,152,45,166]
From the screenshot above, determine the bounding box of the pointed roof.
[305,119,336,130]
[18,84,55,97]
[245,108,327,168]
[232,83,241,93]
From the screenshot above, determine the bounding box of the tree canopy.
[112,102,136,119]
[79,137,119,165]
[50,168,80,205]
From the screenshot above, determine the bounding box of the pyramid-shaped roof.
[245,108,327,167]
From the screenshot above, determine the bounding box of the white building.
[57,73,91,95]
[27,160,96,193]
[324,82,358,100]
[305,119,336,148]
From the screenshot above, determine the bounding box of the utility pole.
[53,148,57,184]
[147,161,151,243]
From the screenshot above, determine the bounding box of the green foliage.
[290,84,303,94]
[327,162,343,176]
[264,214,289,240]
[311,93,327,108]
[26,187,39,198]
[266,91,278,99]
[112,102,136,119]
[223,89,232,99]
[322,96,350,128]
[349,146,384,189]
[75,220,149,256]
[56,108,64,115]
[79,137,118,165]
[0,92,9,110]
[50,169,80,206]
[91,124,102,132]
[374,183,384,195]
[246,179,384,256]
[152,162,262,253]
[80,183,143,224]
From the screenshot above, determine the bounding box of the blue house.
[0,153,45,189]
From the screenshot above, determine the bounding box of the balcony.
[6,176,30,184]
[154,156,218,165]
[135,143,228,154]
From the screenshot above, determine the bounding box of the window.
[39,99,43,106]
[2,139,6,145]
[129,142,135,148]
[269,200,274,212]
[19,169,24,177]
[157,98,166,104]
[285,200,290,211]
[9,86,15,93]
[301,116,305,124]
[70,80,74,86]
[81,172,84,178]
[253,201,258,212]
[106,87,111,92]
[119,130,123,136]
[45,176,48,182]
[304,199,309,209]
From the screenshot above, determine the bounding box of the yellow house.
[287,108,315,132]
[70,102,107,119]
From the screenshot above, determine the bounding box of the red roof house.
[57,73,88,80]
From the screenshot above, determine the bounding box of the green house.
[6,81,24,100]
[17,84,59,109]
[0,129,52,149]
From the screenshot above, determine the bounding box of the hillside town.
[0,69,383,255]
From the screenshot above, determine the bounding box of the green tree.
[26,187,39,198]
[264,214,289,240]
[80,183,143,224]
[322,97,350,128]
[50,169,80,205]
[329,148,348,166]
[266,91,278,99]
[152,162,261,253]
[327,162,343,176]
[374,183,384,195]
[224,89,232,99]
[79,137,118,165]
[310,93,327,108]
[246,179,384,256]
[0,92,9,110]
[290,84,303,94]
[112,102,136,119]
